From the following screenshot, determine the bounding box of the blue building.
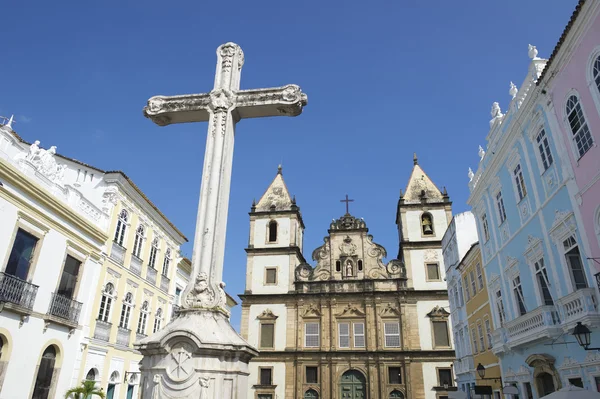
[467,41,600,398]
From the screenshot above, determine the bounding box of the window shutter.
[354,323,365,348]
[261,323,275,348]
[433,321,450,347]
[338,323,350,348]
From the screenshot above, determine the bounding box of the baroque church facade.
[240,157,455,399]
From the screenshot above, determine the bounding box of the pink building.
[541,0,600,273]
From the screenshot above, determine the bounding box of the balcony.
[0,272,38,314]
[94,319,112,342]
[110,242,126,265]
[505,305,561,348]
[146,267,157,285]
[46,293,82,328]
[116,327,131,347]
[557,288,600,331]
[130,255,142,276]
[160,275,170,292]
[454,355,474,375]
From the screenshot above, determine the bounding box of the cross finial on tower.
[413,152,418,165]
[340,194,354,215]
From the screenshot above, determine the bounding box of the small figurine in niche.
[345,259,353,276]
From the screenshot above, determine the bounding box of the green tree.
[64,380,105,399]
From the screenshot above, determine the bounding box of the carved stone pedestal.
[135,310,257,399]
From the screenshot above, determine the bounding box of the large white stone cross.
[144,42,307,314]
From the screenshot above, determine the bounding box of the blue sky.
[1,0,578,329]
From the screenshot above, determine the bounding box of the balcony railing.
[47,292,82,324]
[160,275,170,292]
[94,319,112,341]
[0,272,38,312]
[146,267,157,285]
[130,255,142,276]
[110,242,126,265]
[505,305,561,348]
[557,288,600,331]
[117,327,131,347]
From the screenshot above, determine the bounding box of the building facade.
[240,160,455,399]
[442,212,478,396]
[467,6,600,396]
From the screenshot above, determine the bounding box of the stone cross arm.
[143,84,308,126]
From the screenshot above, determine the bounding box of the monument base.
[135,309,257,399]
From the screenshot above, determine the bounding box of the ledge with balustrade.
[117,326,131,347]
[160,274,170,292]
[130,254,143,277]
[556,288,600,332]
[43,292,83,334]
[146,266,157,285]
[93,319,112,342]
[0,272,39,321]
[110,241,127,265]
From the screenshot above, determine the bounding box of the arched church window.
[336,260,341,272]
[358,260,363,271]
[133,225,145,258]
[32,346,57,399]
[566,94,594,158]
[268,220,278,242]
[304,389,319,399]
[421,213,434,235]
[593,55,600,95]
[98,283,115,322]
[85,368,98,381]
[137,300,149,335]
[149,237,159,269]
[114,209,129,246]
[119,292,133,329]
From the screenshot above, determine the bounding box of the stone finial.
[478,145,486,161]
[528,44,538,59]
[509,82,518,98]
[6,115,14,130]
[413,152,418,165]
[277,164,282,174]
[468,168,474,182]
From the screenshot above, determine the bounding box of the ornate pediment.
[548,210,576,242]
[336,303,366,318]
[524,235,543,263]
[380,303,401,317]
[427,306,450,319]
[329,213,367,231]
[504,256,519,277]
[339,236,357,256]
[301,304,322,318]
[256,309,278,320]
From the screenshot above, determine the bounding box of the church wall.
[248,361,286,398]
[404,208,449,242]
[408,248,447,291]
[422,361,455,399]
[247,303,288,350]
[252,217,292,248]
[249,254,292,294]
[416,300,453,351]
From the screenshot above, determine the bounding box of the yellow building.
[459,243,502,399]
[78,171,188,399]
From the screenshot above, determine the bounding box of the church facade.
[240,158,455,399]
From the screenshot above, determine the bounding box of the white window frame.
[586,47,600,120]
[534,257,554,306]
[153,308,163,333]
[481,213,490,242]
[535,128,554,172]
[354,322,365,348]
[469,270,477,297]
[384,322,401,348]
[512,275,527,317]
[114,209,129,246]
[495,289,506,326]
[513,163,527,202]
[471,326,478,354]
[137,301,149,334]
[133,225,145,258]
[477,323,485,352]
[564,92,594,160]
[338,323,350,348]
[484,319,492,349]
[563,235,588,291]
[98,283,115,322]
[476,263,484,290]
[496,191,507,225]
[149,237,159,269]
[304,322,320,348]
[119,292,134,329]
[162,248,171,277]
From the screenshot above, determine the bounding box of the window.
[564,235,588,290]
[57,255,81,298]
[32,346,57,399]
[149,238,159,269]
[463,277,471,301]
[471,327,478,354]
[137,301,149,334]
[358,260,363,271]
[594,55,600,94]
[305,322,320,348]
[114,209,128,246]
[98,283,114,322]
[438,368,453,387]
[133,225,145,258]
[306,366,318,384]
[433,320,450,348]
[475,263,484,290]
[513,164,527,201]
[566,95,594,158]
[354,322,365,348]
[481,213,490,242]
[153,308,162,333]
[485,319,492,349]
[496,191,507,224]
[524,382,534,399]
[388,367,402,384]
[536,129,554,171]
[422,213,434,235]
[427,263,440,280]
[457,281,464,306]
[384,322,401,347]
[595,376,600,392]
[265,268,277,285]
[268,220,278,242]
[119,292,133,329]
[338,323,350,348]
[304,390,318,399]
[260,323,275,349]
[162,248,171,276]
[569,378,584,388]
[469,270,477,296]
[453,287,460,309]
[259,368,272,385]
[85,368,97,381]
[5,228,39,280]
[534,258,553,305]
[335,260,341,272]
[477,323,485,352]
[513,276,527,316]
[495,290,506,325]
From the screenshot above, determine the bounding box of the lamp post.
[476,363,503,383]
[572,322,600,350]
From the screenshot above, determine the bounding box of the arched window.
[268,220,278,242]
[153,308,163,333]
[132,225,145,258]
[119,292,133,329]
[162,248,171,277]
[304,389,319,399]
[149,238,159,269]
[98,283,115,322]
[593,55,600,94]
[390,390,404,399]
[114,209,129,246]
[85,368,98,381]
[109,371,120,383]
[421,213,434,235]
[566,95,594,158]
[137,301,149,335]
[32,346,57,399]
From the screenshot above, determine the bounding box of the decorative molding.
[256,309,278,320]
[548,210,576,242]
[336,303,366,318]
[301,304,322,318]
[524,235,543,264]
[427,305,450,319]
[126,279,139,289]
[380,303,401,317]
[505,147,521,172]
[106,267,121,279]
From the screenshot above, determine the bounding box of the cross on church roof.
[340,194,354,214]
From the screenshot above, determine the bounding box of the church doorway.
[340,370,366,398]
[536,372,556,397]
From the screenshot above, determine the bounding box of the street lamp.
[477,363,486,379]
[572,322,600,350]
